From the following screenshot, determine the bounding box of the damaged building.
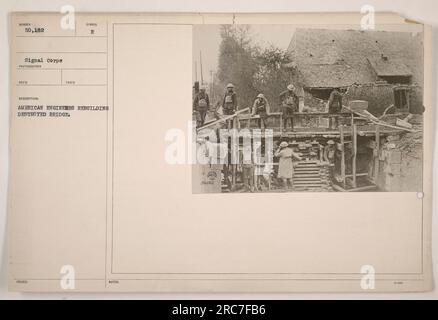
[286,28,424,115]
[281,28,424,192]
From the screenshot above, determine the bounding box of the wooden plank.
[232,164,236,189]
[293,184,325,187]
[343,105,417,133]
[295,166,319,168]
[352,124,357,188]
[339,126,346,188]
[373,125,380,183]
[332,183,377,192]
[343,185,377,192]
[332,184,346,192]
[345,173,369,178]
[197,107,249,131]
[294,172,321,175]
[279,112,283,132]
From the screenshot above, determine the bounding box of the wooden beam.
[332,183,377,192]
[373,125,380,183]
[232,164,236,190]
[339,126,346,188]
[344,105,417,133]
[352,124,358,188]
[345,173,369,177]
[280,113,283,132]
[197,107,249,132]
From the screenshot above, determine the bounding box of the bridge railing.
[237,111,358,131]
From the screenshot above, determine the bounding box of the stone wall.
[377,132,423,192]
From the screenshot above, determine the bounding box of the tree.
[215,25,293,112]
[253,46,292,112]
[217,25,258,110]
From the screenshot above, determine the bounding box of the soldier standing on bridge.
[279,84,299,131]
[252,93,271,129]
[193,85,210,126]
[220,83,238,129]
[327,87,346,129]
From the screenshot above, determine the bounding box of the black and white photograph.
[192,24,424,193]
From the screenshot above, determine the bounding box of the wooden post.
[373,125,380,183]
[229,128,239,191]
[340,125,346,188]
[280,113,283,132]
[352,124,358,188]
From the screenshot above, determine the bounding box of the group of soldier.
[193,83,302,130]
[193,82,346,130]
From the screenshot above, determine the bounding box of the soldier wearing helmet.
[252,93,271,129]
[193,84,210,126]
[279,84,299,131]
[222,83,238,116]
[323,140,337,180]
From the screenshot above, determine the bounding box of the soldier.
[323,140,336,164]
[279,84,299,131]
[252,93,270,129]
[328,88,344,113]
[323,140,337,180]
[240,143,255,192]
[220,83,238,129]
[222,83,237,115]
[327,87,346,129]
[193,85,210,126]
[274,141,303,190]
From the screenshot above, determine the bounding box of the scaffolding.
[196,107,413,192]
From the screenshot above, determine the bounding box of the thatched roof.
[367,57,411,77]
[287,28,423,88]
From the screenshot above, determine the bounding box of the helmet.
[200,85,207,91]
[327,140,335,145]
[287,84,295,91]
[279,141,289,148]
[257,93,265,98]
[226,83,235,89]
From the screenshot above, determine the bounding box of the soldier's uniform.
[221,83,238,129]
[222,91,237,115]
[328,89,343,114]
[193,89,210,126]
[279,87,298,130]
[252,94,270,129]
